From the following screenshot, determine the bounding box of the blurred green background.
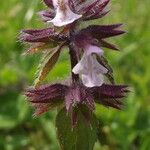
[0,0,150,150]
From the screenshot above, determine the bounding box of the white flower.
[73,45,108,87]
[48,0,82,27]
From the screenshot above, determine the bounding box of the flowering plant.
[20,0,129,149]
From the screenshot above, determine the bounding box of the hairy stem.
[69,23,80,84]
[69,43,80,83]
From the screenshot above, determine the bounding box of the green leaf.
[34,46,61,87]
[22,41,59,56]
[56,108,98,150]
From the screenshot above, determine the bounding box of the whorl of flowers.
[20,0,129,127]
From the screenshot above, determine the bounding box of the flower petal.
[82,73,104,87]
[48,0,82,26]
[85,44,104,56]
[73,45,107,87]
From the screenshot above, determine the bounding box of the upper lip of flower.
[45,0,82,27]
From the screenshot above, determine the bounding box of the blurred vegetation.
[0,0,149,150]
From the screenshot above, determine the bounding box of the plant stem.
[69,23,80,84]
[69,43,80,84]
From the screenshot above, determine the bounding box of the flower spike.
[20,0,129,131]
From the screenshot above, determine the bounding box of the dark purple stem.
[69,43,80,84]
[69,24,80,84]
